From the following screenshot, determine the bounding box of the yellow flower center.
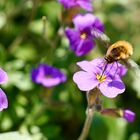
[96,74,107,83]
[80,32,87,39]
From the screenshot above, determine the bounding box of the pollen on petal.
[96,74,106,83]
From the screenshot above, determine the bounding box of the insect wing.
[91,28,110,46]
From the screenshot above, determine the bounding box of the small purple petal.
[31,69,38,83]
[41,77,65,87]
[0,88,8,111]
[92,17,104,32]
[117,63,127,77]
[77,0,93,12]
[99,80,125,98]
[123,109,135,122]
[75,38,95,56]
[73,71,98,91]
[77,60,101,74]
[90,58,105,67]
[73,14,97,31]
[58,0,76,8]
[58,0,93,11]
[31,65,45,84]
[0,68,8,84]
[65,28,80,52]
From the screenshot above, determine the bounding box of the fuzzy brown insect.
[99,41,133,78]
[91,28,133,76]
[105,40,133,63]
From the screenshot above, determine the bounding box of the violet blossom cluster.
[58,0,135,122]
[58,0,103,56]
[0,0,136,124]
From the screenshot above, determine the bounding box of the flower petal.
[99,80,125,98]
[75,38,95,56]
[65,28,80,52]
[58,0,76,8]
[77,60,101,74]
[73,14,97,31]
[41,77,65,87]
[31,66,45,84]
[117,63,127,77]
[92,17,104,32]
[77,0,93,11]
[0,88,8,111]
[0,68,8,84]
[90,58,105,67]
[58,0,93,11]
[73,71,98,91]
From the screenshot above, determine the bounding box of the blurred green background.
[0,0,140,140]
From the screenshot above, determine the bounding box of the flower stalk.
[78,107,94,140]
[78,88,101,140]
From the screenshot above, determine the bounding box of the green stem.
[78,107,94,140]
[78,88,102,140]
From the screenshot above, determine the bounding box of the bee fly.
[91,28,133,78]
[105,40,133,63]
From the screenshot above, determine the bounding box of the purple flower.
[73,58,127,98]
[58,0,93,11]
[65,14,104,56]
[101,108,135,122]
[0,68,8,111]
[31,64,66,87]
[123,109,135,122]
